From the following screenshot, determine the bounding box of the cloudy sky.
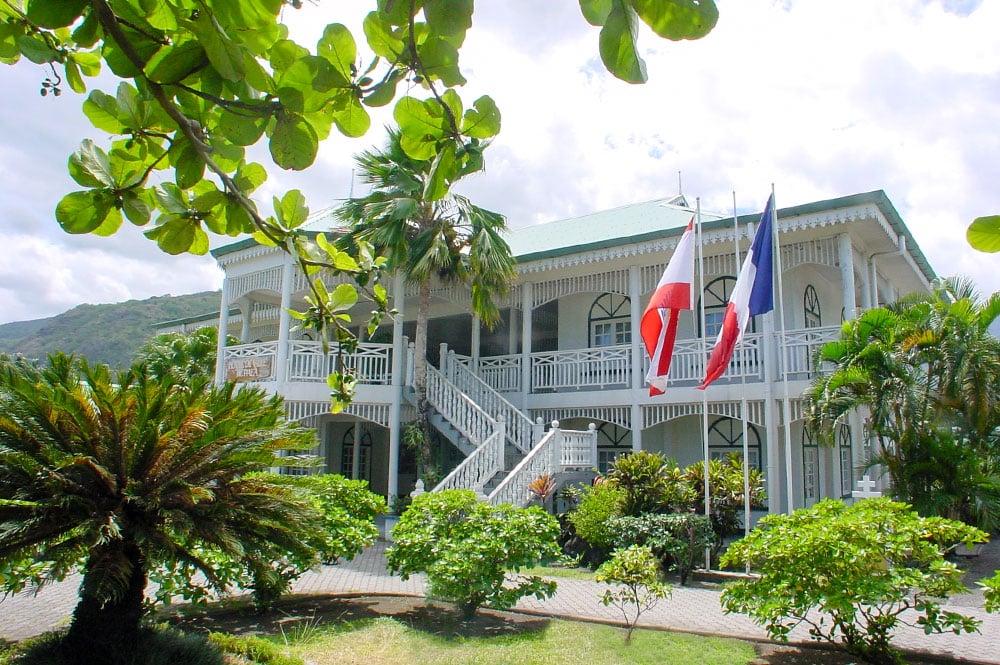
[1,0,998,325]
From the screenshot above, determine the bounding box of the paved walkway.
[2,541,999,664]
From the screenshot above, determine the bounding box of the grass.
[519,564,597,581]
[281,616,756,665]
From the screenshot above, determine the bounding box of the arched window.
[838,424,854,498]
[698,277,757,338]
[341,426,373,480]
[589,293,631,347]
[804,285,821,328]
[707,417,761,470]
[597,422,631,474]
[802,427,819,504]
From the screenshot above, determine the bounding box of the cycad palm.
[0,353,320,660]
[336,129,516,463]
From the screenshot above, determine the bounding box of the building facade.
[159,190,935,515]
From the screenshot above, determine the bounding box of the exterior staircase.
[411,347,598,507]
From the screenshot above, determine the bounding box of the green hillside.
[0,291,221,369]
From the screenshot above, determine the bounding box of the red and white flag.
[641,218,695,396]
[698,194,776,390]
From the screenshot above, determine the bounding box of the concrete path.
[1,541,998,664]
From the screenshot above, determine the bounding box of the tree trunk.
[66,539,148,664]
[413,281,432,469]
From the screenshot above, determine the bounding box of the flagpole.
[769,184,795,514]
[732,192,752,545]
[695,198,711,570]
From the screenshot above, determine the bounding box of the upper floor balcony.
[220,324,843,396]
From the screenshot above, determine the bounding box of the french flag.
[698,194,775,390]
[641,217,695,396]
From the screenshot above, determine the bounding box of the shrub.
[982,570,1000,613]
[2,627,228,665]
[720,498,988,665]
[595,545,671,644]
[606,451,693,514]
[209,632,304,665]
[683,455,766,551]
[567,482,625,559]
[611,513,713,585]
[386,489,561,619]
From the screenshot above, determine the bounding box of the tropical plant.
[335,128,517,438]
[0,1,718,411]
[386,489,561,619]
[610,513,713,585]
[981,570,1000,613]
[606,450,693,515]
[567,481,626,555]
[595,544,671,644]
[137,326,236,382]
[720,498,987,665]
[528,472,557,512]
[0,353,324,662]
[806,278,1000,529]
[683,455,767,549]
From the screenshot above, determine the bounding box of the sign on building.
[225,355,274,382]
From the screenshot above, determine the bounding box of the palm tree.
[138,326,235,382]
[0,353,321,661]
[806,279,1000,528]
[335,129,516,457]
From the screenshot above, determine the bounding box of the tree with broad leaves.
[0,352,322,663]
[0,0,718,409]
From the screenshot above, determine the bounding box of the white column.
[214,276,231,385]
[762,311,782,514]
[351,425,361,480]
[838,233,857,320]
[471,314,481,365]
[520,282,533,402]
[239,296,254,342]
[273,254,294,385]
[387,271,406,502]
[628,265,644,453]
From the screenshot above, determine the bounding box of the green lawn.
[282,615,756,665]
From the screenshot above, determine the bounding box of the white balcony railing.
[779,325,842,380]
[286,341,393,384]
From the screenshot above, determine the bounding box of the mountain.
[0,291,221,369]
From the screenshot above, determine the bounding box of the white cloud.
[1,0,998,324]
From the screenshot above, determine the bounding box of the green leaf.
[83,90,124,134]
[68,139,115,188]
[71,11,100,48]
[417,37,466,87]
[461,96,501,139]
[170,140,205,190]
[424,0,472,37]
[64,60,85,94]
[580,0,614,25]
[631,0,719,40]
[217,109,269,146]
[330,93,371,138]
[71,50,102,76]
[967,215,1000,253]
[91,206,124,237]
[275,189,309,229]
[122,190,151,225]
[363,68,404,108]
[269,112,319,170]
[144,215,209,255]
[362,11,404,60]
[423,141,457,201]
[15,34,57,64]
[600,2,647,84]
[317,23,356,85]
[233,162,268,193]
[329,283,359,313]
[278,56,342,113]
[190,13,245,82]
[155,183,190,215]
[26,0,87,28]
[55,190,114,234]
[394,97,447,160]
[145,40,208,84]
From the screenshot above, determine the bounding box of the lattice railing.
[531,345,631,391]
[286,341,393,384]
[488,422,597,507]
[445,352,536,454]
[778,325,841,380]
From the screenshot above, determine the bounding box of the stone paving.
[2,540,999,664]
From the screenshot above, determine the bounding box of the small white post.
[851,475,882,500]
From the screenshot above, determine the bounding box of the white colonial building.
[157,190,935,515]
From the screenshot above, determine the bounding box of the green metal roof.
[210,190,936,286]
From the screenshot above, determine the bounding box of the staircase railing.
[489,421,597,507]
[443,348,539,454]
[425,364,497,449]
[433,420,506,494]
